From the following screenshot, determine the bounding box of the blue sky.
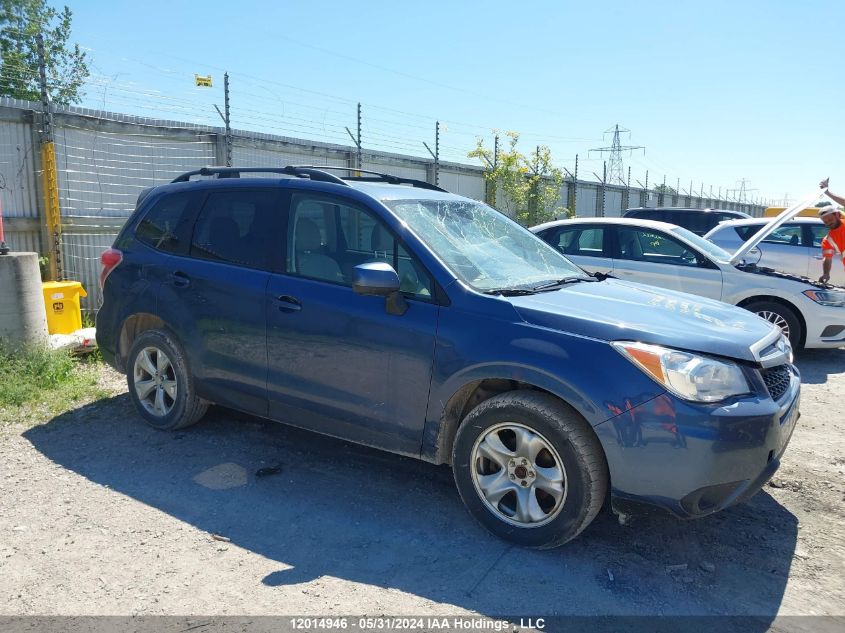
[66,0,843,203]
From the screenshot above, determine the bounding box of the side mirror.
[353,262,408,316]
[353,262,400,296]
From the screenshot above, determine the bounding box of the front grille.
[761,365,791,401]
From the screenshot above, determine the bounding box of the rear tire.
[126,329,208,430]
[743,300,803,350]
[452,390,607,548]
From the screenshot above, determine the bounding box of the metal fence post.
[37,33,62,281]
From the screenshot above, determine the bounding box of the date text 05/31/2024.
[288,617,546,631]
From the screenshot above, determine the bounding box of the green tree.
[469,131,570,227]
[653,183,676,195]
[0,0,88,105]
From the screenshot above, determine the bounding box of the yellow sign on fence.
[194,74,213,87]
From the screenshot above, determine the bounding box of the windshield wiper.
[531,276,594,291]
[483,276,595,296]
[482,288,541,296]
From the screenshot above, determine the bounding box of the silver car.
[704,217,845,286]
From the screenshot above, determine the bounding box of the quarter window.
[135,192,193,253]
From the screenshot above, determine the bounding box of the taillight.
[100,248,123,288]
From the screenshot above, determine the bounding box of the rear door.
[265,191,439,454]
[158,188,283,416]
[611,225,723,300]
[537,225,613,275]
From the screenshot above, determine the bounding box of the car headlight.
[612,341,750,403]
[803,289,845,307]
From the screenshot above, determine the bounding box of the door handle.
[813,255,824,260]
[171,271,191,288]
[275,294,302,312]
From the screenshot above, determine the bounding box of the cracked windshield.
[385,199,586,291]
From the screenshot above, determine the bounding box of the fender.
[420,331,664,464]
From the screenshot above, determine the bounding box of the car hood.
[730,190,825,264]
[507,278,779,363]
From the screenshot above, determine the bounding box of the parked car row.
[531,213,845,350]
[98,167,808,548]
[623,207,750,235]
[704,217,844,286]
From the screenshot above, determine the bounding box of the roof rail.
[290,165,448,192]
[170,166,349,185]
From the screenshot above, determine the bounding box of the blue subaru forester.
[96,166,800,547]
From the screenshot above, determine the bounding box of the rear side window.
[809,224,828,247]
[627,210,659,220]
[547,227,605,257]
[761,224,803,246]
[676,212,709,234]
[135,192,193,253]
[190,190,279,270]
[734,225,763,241]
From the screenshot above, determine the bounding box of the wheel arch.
[115,313,169,372]
[426,374,606,468]
[736,294,806,348]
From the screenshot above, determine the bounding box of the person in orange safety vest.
[817,178,845,284]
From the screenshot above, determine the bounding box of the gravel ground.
[0,351,843,626]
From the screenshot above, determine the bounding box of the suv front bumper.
[595,364,800,519]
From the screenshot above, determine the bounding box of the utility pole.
[37,33,62,280]
[589,124,644,186]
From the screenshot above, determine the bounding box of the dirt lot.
[1,351,843,627]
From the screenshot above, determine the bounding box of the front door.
[612,226,723,300]
[266,192,439,455]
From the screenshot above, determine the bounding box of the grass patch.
[0,345,111,426]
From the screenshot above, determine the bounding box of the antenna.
[589,124,645,186]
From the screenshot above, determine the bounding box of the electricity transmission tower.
[590,124,644,186]
[728,178,757,203]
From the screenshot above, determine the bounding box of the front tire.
[126,329,208,430]
[452,390,608,548]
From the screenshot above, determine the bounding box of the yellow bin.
[42,281,87,334]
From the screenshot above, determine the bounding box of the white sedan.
[704,216,845,286]
[531,216,845,350]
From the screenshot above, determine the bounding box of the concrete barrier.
[0,252,49,348]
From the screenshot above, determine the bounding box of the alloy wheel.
[470,422,567,528]
[756,310,790,339]
[133,347,177,417]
